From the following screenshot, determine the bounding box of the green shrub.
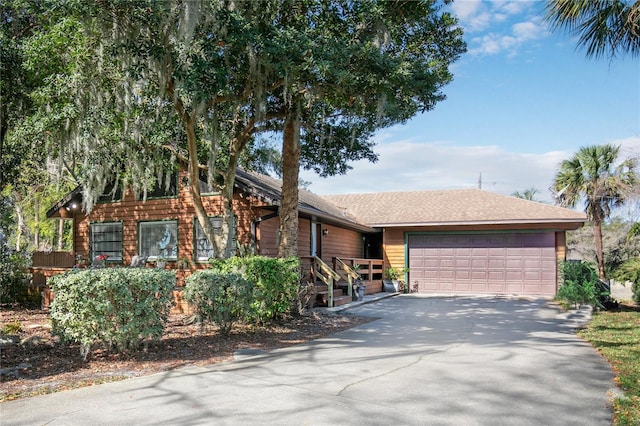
[49,268,175,360]
[557,261,609,309]
[2,320,22,335]
[613,257,640,303]
[183,271,253,335]
[210,256,301,323]
[0,244,30,304]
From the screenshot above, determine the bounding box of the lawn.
[577,304,640,426]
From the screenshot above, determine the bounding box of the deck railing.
[29,251,76,286]
[335,257,359,299]
[333,257,384,292]
[31,251,76,268]
[311,256,341,307]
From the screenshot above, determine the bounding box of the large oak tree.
[10,0,464,259]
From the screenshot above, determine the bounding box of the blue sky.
[300,0,640,205]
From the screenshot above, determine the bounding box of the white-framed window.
[139,220,178,260]
[194,217,236,261]
[90,222,123,262]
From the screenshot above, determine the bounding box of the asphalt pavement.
[1,295,616,425]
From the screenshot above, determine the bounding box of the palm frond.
[545,0,640,59]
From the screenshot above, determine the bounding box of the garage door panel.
[408,233,556,296]
[505,270,523,280]
[506,259,523,268]
[488,271,505,280]
[456,257,471,268]
[524,271,541,280]
[472,258,488,268]
[488,258,505,268]
[488,283,506,292]
[455,270,470,279]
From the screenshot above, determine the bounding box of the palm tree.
[554,144,637,278]
[545,0,640,59]
[512,187,540,201]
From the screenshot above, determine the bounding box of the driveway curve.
[2,296,615,425]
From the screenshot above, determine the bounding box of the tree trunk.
[15,203,23,251]
[592,220,606,279]
[34,197,40,250]
[278,105,301,258]
[184,115,225,258]
[57,219,64,250]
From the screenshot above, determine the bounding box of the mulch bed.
[0,307,372,401]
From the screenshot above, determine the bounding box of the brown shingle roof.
[235,169,371,231]
[322,189,586,227]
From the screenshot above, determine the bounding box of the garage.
[408,233,557,296]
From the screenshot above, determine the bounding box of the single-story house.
[324,190,586,296]
[39,168,585,307]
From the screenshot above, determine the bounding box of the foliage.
[554,144,637,278]
[384,267,409,281]
[545,0,640,59]
[49,268,175,360]
[1,2,79,252]
[2,320,22,335]
[577,307,640,425]
[210,256,301,323]
[557,261,610,308]
[606,231,640,276]
[511,187,539,201]
[12,1,465,260]
[0,243,31,304]
[628,222,640,240]
[183,271,253,336]
[613,258,640,303]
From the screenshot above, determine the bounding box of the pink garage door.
[408,233,557,296]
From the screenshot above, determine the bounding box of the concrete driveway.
[2,295,615,425]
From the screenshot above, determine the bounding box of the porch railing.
[311,256,341,307]
[31,251,75,268]
[333,257,384,292]
[335,257,359,300]
[30,251,76,286]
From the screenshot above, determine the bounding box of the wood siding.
[257,216,363,263]
[555,231,567,261]
[64,170,368,286]
[317,224,363,264]
[72,170,264,270]
[383,228,406,272]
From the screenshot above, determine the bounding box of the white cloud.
[301,139,573,203]
[452,3,493,33]
[469,18,548,56]
[450,0,549,57]
[450,1,484,24]
[452,0,533,33]
[613,135,640,160]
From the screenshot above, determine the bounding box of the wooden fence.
[31,251,76,268]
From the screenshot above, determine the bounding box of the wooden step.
[314,291,353,307]
[332,295,352,307]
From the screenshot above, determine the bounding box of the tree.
[272,0,466,257]
[545,0,640,59]
[16,1,290,258]
[512,187,540,201]
[18,1,464,260]
[1,1,77,252]
[553,144,637,278]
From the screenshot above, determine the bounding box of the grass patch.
[577,304,640,425]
